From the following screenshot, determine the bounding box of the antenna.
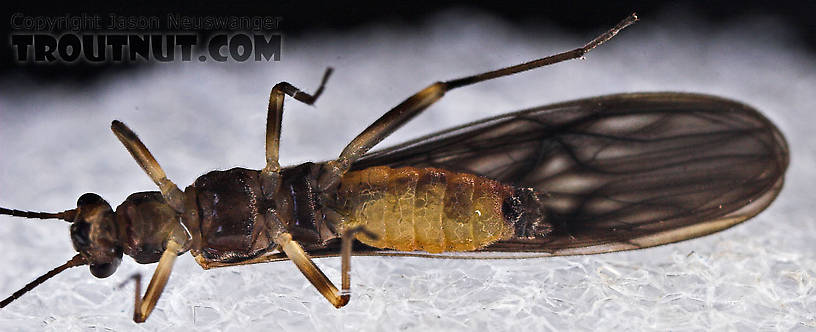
[0,207,76,222]
[0,254,86,308]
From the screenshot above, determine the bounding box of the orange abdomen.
[333,166,516,253]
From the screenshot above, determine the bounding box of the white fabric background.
[0,9,813,331]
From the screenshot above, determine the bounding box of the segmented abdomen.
[333,166,516,253]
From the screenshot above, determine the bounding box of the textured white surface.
[0,9,814,331]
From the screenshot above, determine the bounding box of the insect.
[0,13,789,323]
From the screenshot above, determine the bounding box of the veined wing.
[346,92,789,256]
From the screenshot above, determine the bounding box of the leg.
[274,227,372,308]
[317,13,638,191]
[111,120,185,213]
[261,68,333,197]
[120,240,183,323]
[194,251,289,269]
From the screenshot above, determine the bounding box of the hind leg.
[316,14,638,192]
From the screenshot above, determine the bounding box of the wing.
[268,92,786,261]
[344,92,789,257]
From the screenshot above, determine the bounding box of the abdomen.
[332,166,517,253]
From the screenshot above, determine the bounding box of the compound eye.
[89,256,121,278]
[77,193,104,206]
